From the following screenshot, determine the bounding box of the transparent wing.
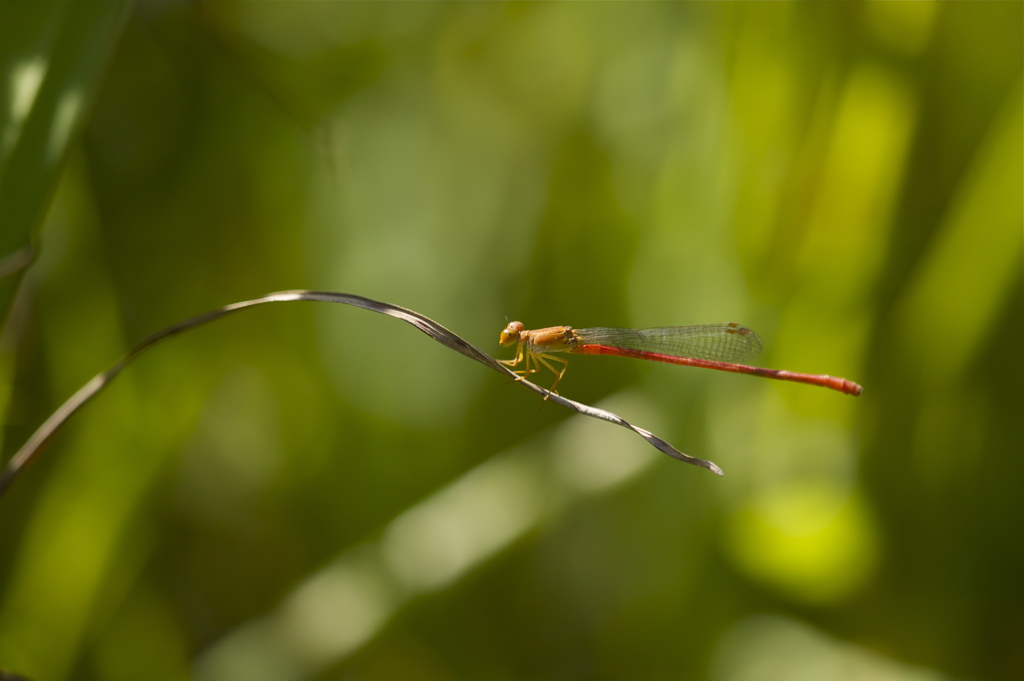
[575,323,763,362]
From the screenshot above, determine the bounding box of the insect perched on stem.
[498,321,862,396]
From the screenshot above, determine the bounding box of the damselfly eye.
[499,321,525,346]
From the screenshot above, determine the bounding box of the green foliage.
[0,0,128,322]
[1,2,1021,680]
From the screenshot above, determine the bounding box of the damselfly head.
[500,321,525,346]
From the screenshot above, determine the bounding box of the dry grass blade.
[0,290,721,499]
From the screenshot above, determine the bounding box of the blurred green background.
[1,2,1022,680]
